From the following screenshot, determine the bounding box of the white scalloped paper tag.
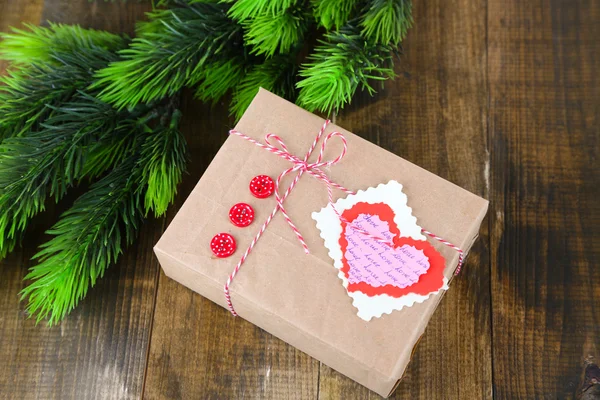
[311,181,449,321]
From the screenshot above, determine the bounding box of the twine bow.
[224,120,464,316]
[234,121,353,254]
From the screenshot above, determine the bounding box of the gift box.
[154,89,488,397]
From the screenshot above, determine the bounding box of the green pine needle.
[0,27,133,259]
[0,26,125,139]
[243,5,308,57]
[93,2,244,109]
[20,157,145,325]
[141,110,187,217]
[312,0,360,31]
[0,93,145,259]
[80,112,146,179]
[296,26,395,114]
[194,58,247,103]
[20,107,186,324]
[360,0,412,45]
[228,0,296,21]
[0,23,124,65]
[230,55,298,120]
[0,64,79,139]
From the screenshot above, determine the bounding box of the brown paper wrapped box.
[154,89,488,397]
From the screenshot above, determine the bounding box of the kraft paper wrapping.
[154,89,488,397]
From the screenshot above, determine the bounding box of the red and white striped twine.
[420,229,465,274]
[224,120,465,316]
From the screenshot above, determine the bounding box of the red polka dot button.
[250,175,275,198]
[210,233,236,258]
[229,203,254,227]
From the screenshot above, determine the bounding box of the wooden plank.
[142,93,321,399]
[0,216,164,400]
[41,0,149,35]
[319,0,493,398]
[0,1,157,400]
[488,0,600,398]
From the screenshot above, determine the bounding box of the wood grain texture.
[41,0,149,35]
[1,0,599,399]
[0,1,157,400]
[488,0,600,399]
[0,217,163,400]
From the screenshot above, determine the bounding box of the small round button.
[250,175,275,198]
[210,233,236,258]
[229,203,254,227]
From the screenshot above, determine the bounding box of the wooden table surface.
[0,0,598,399]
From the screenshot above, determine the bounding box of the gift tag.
[312,181,448,321]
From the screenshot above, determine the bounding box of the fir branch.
[141,110,187,216]
[81,110,149,179]
[296,25,395,114]
[93,2,244,109]
[360,0,412,45]
[20,109,186,324]
[0,27,125,139]
[230,55,298,120]
[243,5,309,57]
[0,93,145,259]
[0,23,124,65]
[20,156,145,325]
[194,58,247,103]
[228,0,296,21]
[312,0,360,31]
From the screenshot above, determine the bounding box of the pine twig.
[0,25,131,259]
[20,109,187,324]
[296,25,395,114]
[194,58,248,104]
[140,109,188,217]
[0,23,124,65]
[0,26,125,139]
[21,156,146,325]
[228,0,297,21]
[93,2,245,109]
[312,0,360,31]
[243,4,309,57]
[360,0,412,45]
[0,92,145,259]
[230,55,298,120]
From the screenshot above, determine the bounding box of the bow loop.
[228,120,348,258]
[264,134,293,160]
[315,131,348,166]
[262,130,346,171]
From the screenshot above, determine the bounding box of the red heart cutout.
[338,202,446,298]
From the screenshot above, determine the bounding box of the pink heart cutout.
[338,202,447,298]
